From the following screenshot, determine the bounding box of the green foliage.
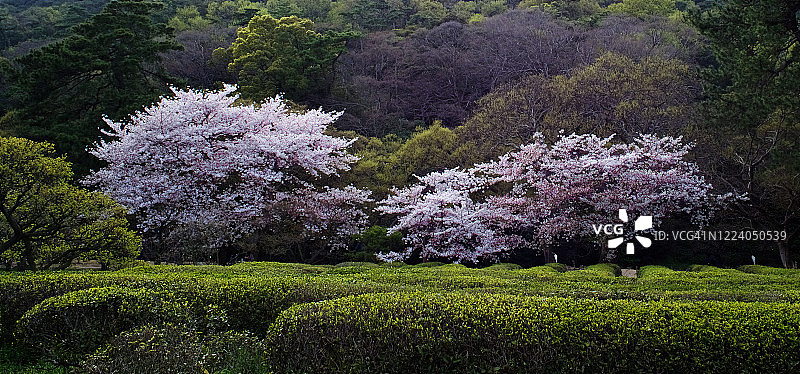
[459,52,697,160]
[342,123,477,197]
[636,265,674,278]
[168,6,212,32]
[479,0,508,17]
[544,262,567,273]
[3,262,800,370]
[81,324,268,374]
[15,287,184,365]
[381,122,476,186]
[0,137,140,271]
[449,1,478,22]
[690,0,800,267]
[607,0,682,19]
[9,0,181,173]
[556,0,603,22]
[409,0,446,28]
[334,261,380,268]
[332,0,412,31]
[266,0,302,18]
[413,261,446,267]
[587,263,622,277]
[224,14,354,103]
[738,265,800,277]
[268,292,800,373]
[355,225,404,254]
[207,0,268,27]
[483,263,522,271]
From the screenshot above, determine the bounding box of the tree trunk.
[542,248,554,264]
[21,239,37,271]
[778,240,790,268]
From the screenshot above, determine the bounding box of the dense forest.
[0,0,798,268]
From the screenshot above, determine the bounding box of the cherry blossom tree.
[378,133,717,263]
[85,85,371,258]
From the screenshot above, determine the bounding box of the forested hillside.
[1,0,798,268]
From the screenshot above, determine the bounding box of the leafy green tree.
[294,0,332,21]
[478,0,508,17]
[223,14,353,102]
[207,0,267,27]
[409,0,446,28]
[9,0,181,174]
[449,1,478,23]
[691,0,800,267]
[168,6,212,32]
[266,0,301,18]
[607,0,684,19]
[0,137,140,270]
[343,123,477,199]
[334,0,412,31]
[354,225,404,254]
[459,52,698,160]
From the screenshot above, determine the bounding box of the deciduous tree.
[86,85,371,259]
[378,133,715,263]
[0,137,139,270]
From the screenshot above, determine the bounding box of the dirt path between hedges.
[621,269,637,278]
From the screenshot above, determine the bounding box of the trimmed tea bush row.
[268,292,800,374]
[739,265,800,277]
[4,262,800,343]
[81,324,267,374]
[16,287,184,365]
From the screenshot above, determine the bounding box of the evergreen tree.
[9,0,181,174]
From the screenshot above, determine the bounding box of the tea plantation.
[2,262,800,373]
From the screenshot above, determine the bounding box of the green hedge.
[483,263,522,271]
[5,261,800,344]
[544,262,567,272]
[738,265,800,276]
[637,265,675,278]
[586,263,622,276]
[15,287,184,365]
[268,292,800,374]
[81,324,267,374]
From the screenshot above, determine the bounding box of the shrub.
[636,265,675,278]
[334,262,380,268]
[414,262,446,267]
[268,292,800,374]
[484,263,522,271]
[587,263,622,276]
[329,263,381,274]
[172,276,390,335]
[544,262,567,272]
[0,273,104,342]
[82,324,200,374]
[15,287,184,365]
[738,265,800,276]
[81,324,268,374]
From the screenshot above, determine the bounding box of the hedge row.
[4,263,800,343]
[16,287,184,365]
[268,292,800,374]
[2,263,800,370]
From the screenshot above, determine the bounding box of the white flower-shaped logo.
[607,209,652,254]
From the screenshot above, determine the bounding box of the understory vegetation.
[2,262,800,373]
